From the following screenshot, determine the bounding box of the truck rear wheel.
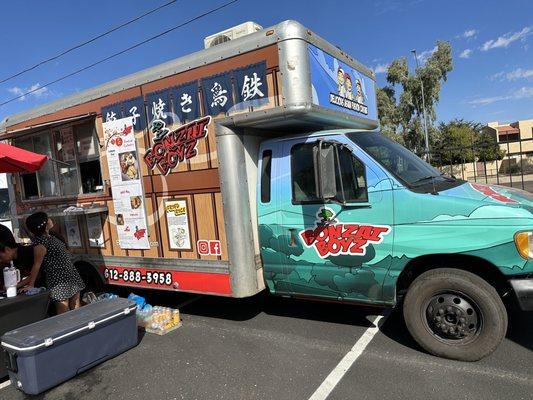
[403,268,507,361]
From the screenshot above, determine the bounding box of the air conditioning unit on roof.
[204,22,263,49]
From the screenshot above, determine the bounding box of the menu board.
[86,214,105,248]
[60,127,76,161]
[103,117,150,250]
[64,216,82,248]
[165,199,191,250]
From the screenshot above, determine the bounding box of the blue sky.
[0,0,531,125]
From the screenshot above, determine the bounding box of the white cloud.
[463,29,477,38]
[506,68,533,80]
[374,63,389,74]
[466,86,533,106]
[455,29,477,40]
[7,83,48,101]
[515,86,533,98]
[481,27,531,51]
[416,46,437,63]
[491,68,533,81]
[490,71,505,81]
[459,49,472,58]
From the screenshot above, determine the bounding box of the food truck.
[1,20,533,361]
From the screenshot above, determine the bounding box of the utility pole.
[411,49,430,161]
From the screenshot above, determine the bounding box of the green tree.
[432,119,504,165]
[377,41,453,153]
[477,127,505,162]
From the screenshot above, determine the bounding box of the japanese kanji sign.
[102,102,121,124]
[102,59,270,139]
[122,96,147,132]
[171,81,199,123]
[234,62,268,105]
[101,96,147,132]
[202,73,234,115]
[146,89,172,142]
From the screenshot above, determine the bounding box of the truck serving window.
[14,121,103,200]
[261,150,272,203]
[15,135,57,199]
[74,123,103,194]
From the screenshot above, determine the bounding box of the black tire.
[75,262,104,296]
[403,268,507,361]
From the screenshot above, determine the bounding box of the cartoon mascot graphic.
[337,67,346,97]
[355,78,365,104]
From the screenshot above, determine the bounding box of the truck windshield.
[347,132,450,188]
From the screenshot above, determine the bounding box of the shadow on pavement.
[173,291,384,329]
[107,286,533,354]
[505,304,533,351]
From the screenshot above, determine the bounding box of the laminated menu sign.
[165,199,191,250]
[64,216,82,248]
[60,128,76,161]
[103,117,150,250]
[86,214,104,248]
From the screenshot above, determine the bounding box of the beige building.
[486,119,533,156]
[439,119,533,183]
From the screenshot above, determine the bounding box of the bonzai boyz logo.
[300,207,391,258]
[144,116,211,175]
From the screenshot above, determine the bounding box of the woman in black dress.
[25,212,85,314]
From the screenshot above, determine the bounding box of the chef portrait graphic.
[336,67,366,105]
[355,78,365,104]
[337,67,346,97]
[310,46,370,116]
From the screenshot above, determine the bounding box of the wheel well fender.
[396,254,512,298]
[74,260,105,292]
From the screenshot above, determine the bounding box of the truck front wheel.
[403,268,507,361]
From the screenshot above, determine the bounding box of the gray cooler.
[1,298,138,395]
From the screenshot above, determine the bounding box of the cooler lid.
[1,298,136,352]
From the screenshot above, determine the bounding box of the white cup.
[6,286,17,298]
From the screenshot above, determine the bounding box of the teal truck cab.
[2,20,531,361]
[257,129,533,361]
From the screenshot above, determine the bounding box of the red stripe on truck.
[98,265,232,295]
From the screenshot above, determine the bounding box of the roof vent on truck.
[203,21,263,49]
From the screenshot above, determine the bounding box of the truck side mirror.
[315,142,337,200]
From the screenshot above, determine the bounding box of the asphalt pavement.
[1,290,532,400]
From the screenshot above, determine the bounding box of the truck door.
[257,141,293,295]
[275,136,394,303]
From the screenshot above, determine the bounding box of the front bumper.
[509,278,533,311]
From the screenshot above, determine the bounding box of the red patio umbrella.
[0,142,49,173]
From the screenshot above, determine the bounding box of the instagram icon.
[197,240,221,256]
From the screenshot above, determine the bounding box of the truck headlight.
[514,232,533,259]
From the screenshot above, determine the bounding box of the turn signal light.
[514,232,533,259]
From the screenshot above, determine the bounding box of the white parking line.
[0,380,11,390]
[308,311,388,400]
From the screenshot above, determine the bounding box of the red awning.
[0,142,48,173]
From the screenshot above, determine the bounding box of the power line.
[0,0,179,85]
[0,0,239,107]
